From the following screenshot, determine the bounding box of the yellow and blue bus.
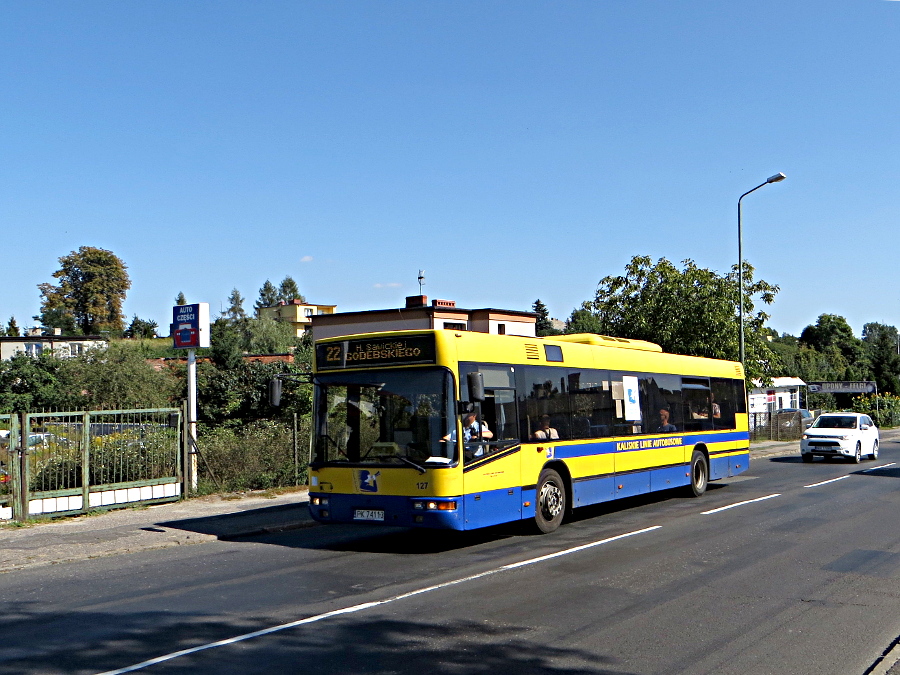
[308,330,748,533]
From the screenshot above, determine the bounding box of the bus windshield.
[313,368,455,466]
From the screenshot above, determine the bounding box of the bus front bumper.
[308,493,464,530]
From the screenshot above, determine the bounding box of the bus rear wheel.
[535,468,566,533]
[688,450,708,497]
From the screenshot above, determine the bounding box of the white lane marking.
[701,494,781,515]
[95,525,662,675]
[804,475,850,488]
[863,463,896,473]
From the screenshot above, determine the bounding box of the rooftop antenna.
[418,269,426,295]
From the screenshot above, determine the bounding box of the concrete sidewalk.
[2,429,898,573]
[0,489,313,574]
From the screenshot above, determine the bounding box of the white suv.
[800,412,879,463]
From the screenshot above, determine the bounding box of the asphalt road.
[3,439,900,675]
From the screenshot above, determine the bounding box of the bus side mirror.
[467,372,485,403]
[269,378,282,407]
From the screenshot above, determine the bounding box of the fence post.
[9,414,22,521]
[82,411,91,514]
[182,399,190,496]
[293,412,299,486]
[16,412,28,521]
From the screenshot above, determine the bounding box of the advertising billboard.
[171,303,210,349]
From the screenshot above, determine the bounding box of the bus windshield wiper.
[395,455,427,474]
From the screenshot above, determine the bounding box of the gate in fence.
[0,407,184,521]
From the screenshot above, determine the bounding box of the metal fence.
[749,410,814,441]
[0,408,182,521]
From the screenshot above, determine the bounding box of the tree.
[34,306,77,334]
[223,288,248,324]
[863,322,899,348]
[6,317,19,337]
[277,276,305,304]
[868,330,900,395]
[800,315,861,359]
[124,315,159,339]
[0,352,70,412]
[246,317,299,354]
[38,246,131,334]
[59,343,177,410]
[571,255,779,382]
[175,292,187,306]
[255,280,279,311]
[533,299,561,337]
[799,314,869,381]
[210,318,245,370]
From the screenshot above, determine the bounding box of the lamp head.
[766,172,786,183]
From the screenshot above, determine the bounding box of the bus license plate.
[354,509,385,521]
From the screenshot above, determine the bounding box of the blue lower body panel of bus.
[710,451,749,481]
[310,451,750,531]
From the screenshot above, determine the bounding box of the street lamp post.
[738,172,786,366]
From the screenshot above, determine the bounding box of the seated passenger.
[656,408,677,433]
[532,414,560,441]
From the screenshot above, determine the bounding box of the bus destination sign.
[316,335,436,370]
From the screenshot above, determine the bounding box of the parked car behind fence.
[750,409,818,441]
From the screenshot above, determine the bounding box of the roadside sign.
[171,303,210,349]
[807,381,877,394]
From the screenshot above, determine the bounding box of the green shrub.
[851,394,900,428]
[195,419,309,494]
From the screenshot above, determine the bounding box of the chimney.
[28,327,42,337]
[432,299,456,308]
[54,328,62,336]
[405,295,427,308]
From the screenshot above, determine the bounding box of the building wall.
[0,338,107,361]
[258,303,337,338]
[468,318,536,337]
[748,387,801,412]
[311,303,538,341]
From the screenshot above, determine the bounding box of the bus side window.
[710,377,738,430]
[639,374,683,433]
[568,369,613,439]
[517,366,571,441]
[681,379,712,431]
[483,389,518,446]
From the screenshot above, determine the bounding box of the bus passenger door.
[462,388,522,529]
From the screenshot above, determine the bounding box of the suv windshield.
[313,368,455,466]
[812,415,858,429]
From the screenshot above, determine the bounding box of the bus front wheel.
[535,468,566,533]
[688,450,708,497]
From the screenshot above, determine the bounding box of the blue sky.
[2,1,898,338]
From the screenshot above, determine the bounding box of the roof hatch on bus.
[550,334,662,352]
